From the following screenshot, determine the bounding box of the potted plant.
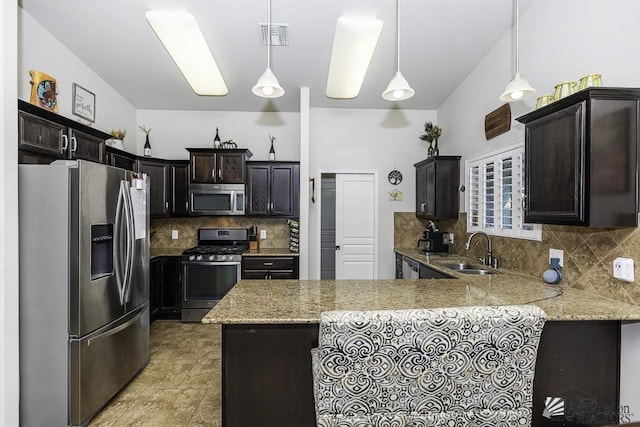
[419,122,442,157]
[108,129,126,150]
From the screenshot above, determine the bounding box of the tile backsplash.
[394,212,640,306]
[151,217,291,250]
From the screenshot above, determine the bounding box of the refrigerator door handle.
[86,304,145,346]
[122,181,136,303]
[114,181,127,305]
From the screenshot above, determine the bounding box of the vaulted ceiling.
[20,0,533,112]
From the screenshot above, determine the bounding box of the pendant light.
[252,0,285,98]
[382,0,414,101]
[499,0,535,102]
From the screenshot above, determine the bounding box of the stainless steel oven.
[181,257,241,321]
[181,228,249,322]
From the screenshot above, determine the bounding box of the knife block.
[249,235,259,252]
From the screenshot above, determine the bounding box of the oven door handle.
[182,261,242,266]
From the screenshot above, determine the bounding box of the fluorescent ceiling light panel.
[145,10,228,96]
[325,16,383,99]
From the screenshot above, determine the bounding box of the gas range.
[181,228,250,263]
[181,228,250,322]
[182,246,244,263]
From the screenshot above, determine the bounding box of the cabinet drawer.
[243,257,295,270]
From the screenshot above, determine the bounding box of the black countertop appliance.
[419,230,451,254]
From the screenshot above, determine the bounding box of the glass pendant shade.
[253,0,284,99]
[499,72,535,102]
[383,0,414,102]
[382,71,414,101]
[252,67,285,98]
[499,0,535,102]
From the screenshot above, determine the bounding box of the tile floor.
[89,321,222,427]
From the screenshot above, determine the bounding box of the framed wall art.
[72,83,95,122]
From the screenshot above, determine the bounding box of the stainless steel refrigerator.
[19,160,150,426]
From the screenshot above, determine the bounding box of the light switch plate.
[549,248,564,267]
[613,257,634,282]
[171,230,179,240]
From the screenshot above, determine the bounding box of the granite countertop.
[243,248,299,257]
[150,247,299,258]
[203,250,640,324]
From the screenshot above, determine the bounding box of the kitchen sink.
[440,262,496,275]
[458,269,495,275]
[441,262,478,271]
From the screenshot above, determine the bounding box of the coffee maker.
[418,221,451,254]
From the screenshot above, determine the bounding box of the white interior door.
[335,173,376,279]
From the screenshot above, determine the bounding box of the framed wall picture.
[72,83,95,122]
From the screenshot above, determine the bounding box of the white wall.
[308,108,437,279]
[1,1,19,425]
[437,0,640,418]
[18,8,137,153]
[135,109,301,161]
[439,0,640,212]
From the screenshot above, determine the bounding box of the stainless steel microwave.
[189,183,245,215]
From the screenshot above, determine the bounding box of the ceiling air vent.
[258,23,289,46]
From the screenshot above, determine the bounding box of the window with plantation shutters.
[466,144,541,241]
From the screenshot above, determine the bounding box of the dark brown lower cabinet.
[223,324,319,427]
[221,321,620,427]
[241,256,299,280]
[150,256,181,322]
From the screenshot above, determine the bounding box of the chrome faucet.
[464,232,496,268]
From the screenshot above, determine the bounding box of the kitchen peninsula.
[203,259,640,427]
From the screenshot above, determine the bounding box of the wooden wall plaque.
[485,103,511,140]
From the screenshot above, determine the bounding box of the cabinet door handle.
[61,134,68,152]
[71,136,78,152]
[263,262,274,266]
[165,201,169,210]
[186,202,189,210]
[335,245,341,250]
[212,169,215,180]
[522,194,527,212]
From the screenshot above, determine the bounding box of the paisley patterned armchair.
[311,305,546,426]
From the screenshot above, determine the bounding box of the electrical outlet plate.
[549,248,564,267]
[260,229,267,240]
[171,230,179,240]
[448,233,454,244]
[613,257,634,282]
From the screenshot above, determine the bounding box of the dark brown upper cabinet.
[106,146,137,171]
[246,161,300,218]
[516,87,640,227]
[137,158,171,217]
[414,156,460,220]
[187,148,252,184]
[170,161,190,216]
[18,100,106,164]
